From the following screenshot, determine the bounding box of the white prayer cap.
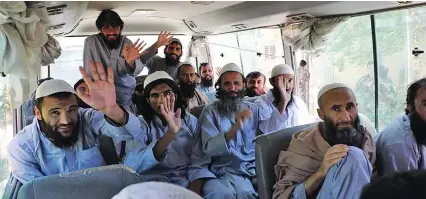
[317,83,352,101]
[112,182,203,199]
[35,79,75,100]
[178,61,194,68]
[271,64,294,78]
[219,63,243,76]
[144,71,174,89]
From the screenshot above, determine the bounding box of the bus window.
[43,35,191,86]
[208,28,285,88]
[0,77,13,195]
[305,15,375,123]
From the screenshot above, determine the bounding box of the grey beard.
[217,96,243,115]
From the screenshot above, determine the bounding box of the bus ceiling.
[24,1,426,37]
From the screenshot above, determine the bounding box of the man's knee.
[203,179,235,199]
[345,146,370,165]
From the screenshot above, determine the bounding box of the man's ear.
[407,104,413,113]
[34,106,42,120]
[317,109,325,120]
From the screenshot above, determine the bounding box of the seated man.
[245,71,266,97]
[83,9,147,110]
[140,31,182,79]
[360,171,426,199]
[73,78,92,109]
[197,63,215,93]
[273,83,376,199]
[255,64,311,133]
[7,62,140,184]
[189,63,282,199]
[124,71,202,188]
[177,61,210,111]
[375,77,426,176]
[131,75,147,116]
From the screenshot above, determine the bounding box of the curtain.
[282,16,350,55]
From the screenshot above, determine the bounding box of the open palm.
[78,61,117,111]
[159,95,182,134]
[124,39,147,65]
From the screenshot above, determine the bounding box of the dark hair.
[96,9,124,30]
[140,79,187,123]
[360,171,426,199]
[406,77,426,114]
[35,92,75,112]
[245,71,266,84]
[37,77,54,86]
[73,79,85,91]
[164,41,183,55]
[199,62,210,72]
[300,60,307,66]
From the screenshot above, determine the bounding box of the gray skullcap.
[317,83,352,102]
[219,63,243,76]
[169,38,182,46]
[36,79,75,100]
[112,182,203,199]
[271,64,294,77]
[143,71,174,89]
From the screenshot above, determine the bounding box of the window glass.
[46,35,191,86]
[375,7,426,131]
[308,16,375,121]
[0,77,13,195]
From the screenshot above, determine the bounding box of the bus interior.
[1,1,426,198]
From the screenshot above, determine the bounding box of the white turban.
[112,182,203,199]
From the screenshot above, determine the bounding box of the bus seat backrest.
[255,122,317,199]
[16,165,159,199]
[2,174,23,199]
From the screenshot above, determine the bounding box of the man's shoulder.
[8,123,39,153]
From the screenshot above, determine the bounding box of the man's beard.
[245,88,259,97]
[101,33,122,49]
[323,115,365,148]
[409,111,426,145]
[271,87,294,107]
[201,76,213,87]
[180,81,197,99]
[165,53,181,66]
[132,94,145,115]
[216,89,245,115]
[38,118,79,149]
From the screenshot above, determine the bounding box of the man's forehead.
[249,76,264,81]
[322,88,356,104]
[168,43,181,48]
[222,72,242,81]
[181,65,195,72]
[42,95,77,108]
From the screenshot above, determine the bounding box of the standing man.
[177,61,210,111]
[140,31,183,79]
[83,9,147,110]
[245,71,267,97]
[197,63,215,93]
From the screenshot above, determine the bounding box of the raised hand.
[235,108,252,129]
[159,94,182,134]
[78,61,116,111]
[123,39,147,66]
[276,76,291,105]
[157,31,173,46]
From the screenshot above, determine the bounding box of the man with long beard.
[273,83,376,199]
[189,63,282,199]
[197,63,215,93]
[245,71,267,97]
[375,77,426,176]
[140,31,183,79]
[255,64,311,133]
[83,9,147,111]
[7,62,140,184]
[177,61,210,111]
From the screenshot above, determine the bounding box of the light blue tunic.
[189,101,264,198]
[291,146,372,199]
[124,114,200,188]
[196,85,215,93]
[254,90,312,133]
[375,113,426,176]
[7,108,138,184]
